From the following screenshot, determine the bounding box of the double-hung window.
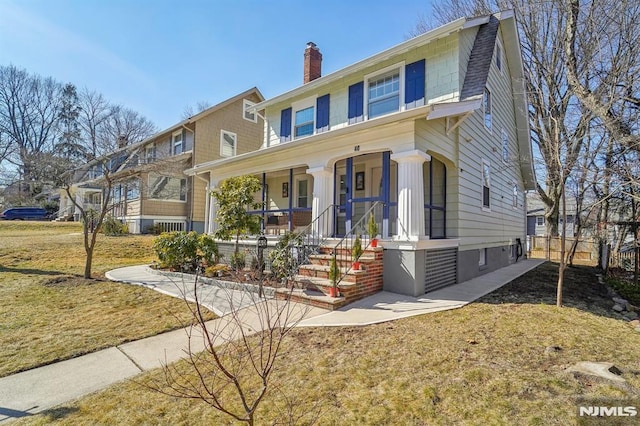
[148,173,186,201]
[220,130,237,157]
[482,160,491,209]
[365,64,404,118]
[172,131,183,155]
[145,144,156,164]
[367,68,401,119]
[483,88,492,130]
[243,99,257,123]
[291,97,316,139]
[495,42,503,73]
[297,179,309,208]
[294,107,314,137]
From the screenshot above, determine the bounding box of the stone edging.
[597,273,639,324]
[145,266,276,298]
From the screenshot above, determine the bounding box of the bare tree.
[564,0,640,152]
[144,273,314,425]
[78,88,113,158]
[181,100,211,120]
[0,65,62,187]
[99,105,157,151]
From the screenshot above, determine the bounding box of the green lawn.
[0,221,214,377]
[13,262,640,425]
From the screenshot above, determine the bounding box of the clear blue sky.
[0,0,433,130]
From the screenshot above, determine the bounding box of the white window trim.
[147,174,187,203]
[243,99,257,123]
[481,159,491,212]
[220,130,237,157]
[172,131,183,155]
[501,129,509,163]
[512,181,519,209]
[291,96,317,140]
[537,216,544,226]
[483,87,492,132]
[364,61,405,120]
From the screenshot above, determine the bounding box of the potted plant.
[328,254,339,297]
[351,234,363,270]
[368,215,379,247]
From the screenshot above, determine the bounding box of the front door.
[333,152,395,237]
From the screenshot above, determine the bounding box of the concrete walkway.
[0,259,543,422]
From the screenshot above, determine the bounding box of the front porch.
[198,146,458,307]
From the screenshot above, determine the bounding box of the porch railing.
[330,201,382,294]
[289,204,337,268]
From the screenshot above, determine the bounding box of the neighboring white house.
[187,11,535,296]
[526,192,577,237]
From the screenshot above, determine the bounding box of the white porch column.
[390,150,431,241]
[74,190,84,220]
[307,166,333,238]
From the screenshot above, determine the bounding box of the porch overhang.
[426,98,482,120]
[186,105,432,179]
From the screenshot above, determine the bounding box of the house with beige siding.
[58,88,264,233]
[188,10,535,298]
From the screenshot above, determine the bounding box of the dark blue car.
[0,207,50,220]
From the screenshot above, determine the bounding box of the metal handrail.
[330,201,382,295]
[288,204,337,269]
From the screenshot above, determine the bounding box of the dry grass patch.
[16,263,640,425]
[0,221,215,377]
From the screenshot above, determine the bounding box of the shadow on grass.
[38,406,79,421]
[0,265,65,276]
[476,261,621,320]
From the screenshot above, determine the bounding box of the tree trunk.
[557,184,567,307]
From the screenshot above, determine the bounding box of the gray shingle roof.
[460,15,499,101]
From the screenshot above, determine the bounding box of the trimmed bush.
[102,215,128,236]
[153,231,219,272]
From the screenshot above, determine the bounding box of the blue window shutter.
[348,82,364,124]
[280,107,292,142]
[405,59,425,109]
[316,94,330,133]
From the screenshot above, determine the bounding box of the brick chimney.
[303,42,322,83]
